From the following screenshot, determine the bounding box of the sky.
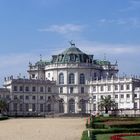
[0,0,140,86]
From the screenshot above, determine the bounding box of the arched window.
[59,73,64,84]
[69,73,75,84]
[80,73,85,84]
[68,99,75,113]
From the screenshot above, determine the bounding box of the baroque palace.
[0,43,140,116]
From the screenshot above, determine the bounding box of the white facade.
[0,43,140,116]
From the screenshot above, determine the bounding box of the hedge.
[81,131,90,140]
[0,116,8,121]
[93,117,140,123]
[92,123,108,129]
[91,128,140,135]
[109,123,140,129]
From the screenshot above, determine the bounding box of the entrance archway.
[68,99,75,113]
[59,99,64,113]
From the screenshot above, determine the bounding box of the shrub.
[81,130,90,140]
[86,119,89,128]
[86,116,94,128]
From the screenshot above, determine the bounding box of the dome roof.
[51,44,93,64]
[62,46,84,55]
[35,60,49,66]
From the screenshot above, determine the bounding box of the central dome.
[62,46,84,55]
[51,43,93,64]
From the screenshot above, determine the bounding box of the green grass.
[84,117,140,140]
[96,134,140,140]
[96,134,113,140]
[124,136,140,140]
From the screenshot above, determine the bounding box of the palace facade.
[0,43,140,116]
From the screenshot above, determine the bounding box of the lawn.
[96,134,140,140]
[82,117,140,140]
[96,134,113,140]
[124,136,140,140]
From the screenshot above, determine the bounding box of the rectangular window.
[115,95,118,98]
[20,95,23,100]
[60,87,63,93]
[48,73,50,78]
[32,86,36,92]
[32,96,36,100]
[14,95,17,99]
[108,85,111,91]
[93,96,96,99]
[121,94,124,98]
[100,86,104,91]
[93,86,96,92]
[19,86,23,92]
[134,94,137,98]
[120,85,124,90]
[81,87,84,94]
[48,96,51,100]
[32,74,35,78]
[48,87,51,92]
[126,94,130,98]
[25,86,29,92]
[114,85,118,90]
[126,84,130,90]
[70,87,73,94]
[134,102,137,109]
[40,87,44,92]
[14,86,17,91]
[40,96,43,100]
[26,95,29,100]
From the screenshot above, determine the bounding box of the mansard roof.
[51,45,93,64]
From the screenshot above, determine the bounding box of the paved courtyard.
[0,118,85,140]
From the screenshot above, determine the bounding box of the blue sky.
[0,0,140,86]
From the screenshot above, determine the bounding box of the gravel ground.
[0,118,85,140]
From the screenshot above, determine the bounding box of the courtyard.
[0,118,85,140]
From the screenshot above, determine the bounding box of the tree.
[98,96,116,114]
[0,99,8,115]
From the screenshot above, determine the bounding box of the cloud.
[75,41,140,55]
[38,24,84,34]
[98,17,140,28]
[0,53,37,69]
